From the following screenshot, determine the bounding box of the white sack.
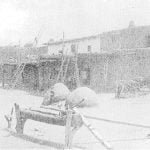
[42,83,70,105]
[66,87,98,107]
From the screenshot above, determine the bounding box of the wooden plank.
[29,107,60,115]
[20,108,66,126]
[40,105,66,113]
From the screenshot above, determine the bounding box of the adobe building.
[2,22,150,92]
[47,21,150,54]
[44,22,150,92]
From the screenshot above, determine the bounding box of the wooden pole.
[62,56,70,83]
[34,65,39,91]
[56,55,65,82]
[42,63,45,90]
[4,107,14,128]
[74,45,80,87]
[56,32,65,83]
[65,109,73,149]
[74,108,113,150]
[88,50,92,86]
[2,64,5,88]
[104,56,109,91]
[14,103,26,134]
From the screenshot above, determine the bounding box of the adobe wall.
[90,49,150,92]
[48,37,101,55]
[100,26,150,52]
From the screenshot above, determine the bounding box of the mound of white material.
[42,83,70,105]
[52,83,70,98]
[66,87,99,107]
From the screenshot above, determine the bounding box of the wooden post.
[21,71,24,88]
[57,54,65,83]
[88,51,92,86]
[38,65,42,91]
[2,64,5,88]
[65,109,73,149]
[36,65,40,91]
[74,45,80,88]
[14,103,26,134]
[4,115,12,128]
[104,57,109,91]
[62,56,70,83]
[56,32,65,83]
[115,82,122,99]
[34,65,39,91]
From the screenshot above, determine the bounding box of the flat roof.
[45,25,150,46]
[44,34,100,46]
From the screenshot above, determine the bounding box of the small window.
[87,45,92,52]
[71,44,76,53]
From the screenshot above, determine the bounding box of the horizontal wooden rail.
[40,105,66,113]
[84,115,150,129]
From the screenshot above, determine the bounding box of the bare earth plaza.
[1,0,150,150]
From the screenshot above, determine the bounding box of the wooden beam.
[29,107,60,115]
[21,109,66,126]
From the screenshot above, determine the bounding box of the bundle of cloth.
[41,83,98,108]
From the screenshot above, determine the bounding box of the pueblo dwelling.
[1,22,150,92]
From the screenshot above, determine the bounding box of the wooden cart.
[5,103,83,149]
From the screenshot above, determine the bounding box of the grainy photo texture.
[0,0,150,150]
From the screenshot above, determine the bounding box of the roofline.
[45,24,150,46]
[45,34,101,46]
[101,25,150,36]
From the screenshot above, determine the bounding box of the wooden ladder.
[56,55,70,83]
[10,63,26,89]
[57,47,80,88]
[73,51,80,87]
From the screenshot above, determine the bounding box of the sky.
[0,0,150,46]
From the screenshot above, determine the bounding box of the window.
[87,45,92,52]
[71,44,76,53]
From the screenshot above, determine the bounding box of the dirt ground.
[0,88,150,150]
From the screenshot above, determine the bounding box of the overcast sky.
[0,0,150,46]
